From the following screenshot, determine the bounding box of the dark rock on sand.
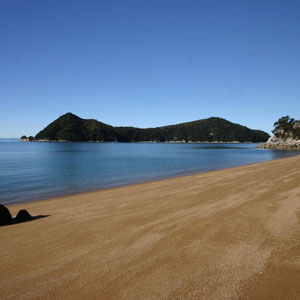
[16,209,32,223]
[0,204,12,226]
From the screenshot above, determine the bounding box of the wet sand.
[1,155,300,299]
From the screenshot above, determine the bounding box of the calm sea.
[0,141,298,204]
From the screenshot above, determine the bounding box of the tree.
[272,116,297,139]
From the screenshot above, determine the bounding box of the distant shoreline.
[20,139,259,144]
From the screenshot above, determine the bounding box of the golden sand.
[1,155,300,299]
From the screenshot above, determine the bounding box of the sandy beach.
[1,155,300,299]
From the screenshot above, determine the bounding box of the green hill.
[30,113,269,143]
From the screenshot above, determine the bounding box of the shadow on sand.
[10,214,51,225]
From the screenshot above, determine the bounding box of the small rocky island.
[21,113,270,143]
[258,116,300,150]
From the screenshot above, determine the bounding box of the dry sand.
[1,155,300,299]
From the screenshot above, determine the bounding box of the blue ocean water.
[0,141,298,204]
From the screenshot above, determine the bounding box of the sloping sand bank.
[1,156,300,299]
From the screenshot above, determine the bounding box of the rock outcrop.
[0,204,12,226]
[257,135,300,150]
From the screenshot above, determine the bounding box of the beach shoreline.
[1,155,300,299]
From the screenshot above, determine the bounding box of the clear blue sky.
[1,0,299,137]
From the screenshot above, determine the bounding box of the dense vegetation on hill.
[272,116,300,140]
[25,113,269,143]
[35,113,117,142]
